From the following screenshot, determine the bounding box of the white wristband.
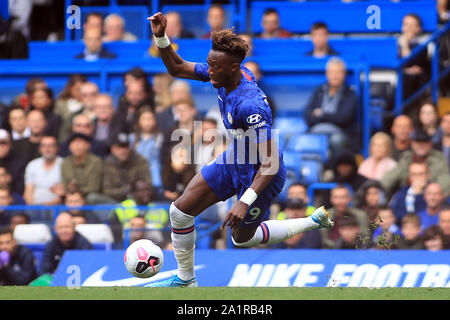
[239,188,257,206]
[154,34,171,48]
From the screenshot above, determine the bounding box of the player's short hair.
[211,29,249,63]
[310,21,329,32]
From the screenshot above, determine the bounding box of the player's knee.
[169,202,194,229]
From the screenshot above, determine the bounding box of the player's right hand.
[147,12,167,37]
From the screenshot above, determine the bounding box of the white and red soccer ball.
[124,239,164,278]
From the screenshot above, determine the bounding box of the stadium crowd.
[1,1,450,286]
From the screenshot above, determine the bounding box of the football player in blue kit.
[147,12,334,287]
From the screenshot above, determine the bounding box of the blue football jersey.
[195,62,284,188]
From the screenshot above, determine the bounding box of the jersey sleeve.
[239,99,273,144]
[194,63,210,82]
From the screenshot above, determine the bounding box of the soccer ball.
[124,239,164,278]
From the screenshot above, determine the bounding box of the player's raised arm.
[148,12,200,80]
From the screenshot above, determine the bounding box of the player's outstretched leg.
[232,206,334,247]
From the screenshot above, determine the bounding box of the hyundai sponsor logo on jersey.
[52,250,450,287]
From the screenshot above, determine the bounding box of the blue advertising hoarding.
[52,249,450,287]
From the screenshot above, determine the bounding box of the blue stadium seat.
[285,133,329,162]
[298,159,323,185]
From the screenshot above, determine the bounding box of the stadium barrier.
[51,249,450,287]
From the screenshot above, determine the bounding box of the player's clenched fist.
[147,12,167,37]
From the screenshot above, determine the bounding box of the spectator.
[238,34,253,57]
[381,129,450,198]
[305,58,358,155]
[194,117,220,173]
[8,106,30,140]
[83,12,103,33]
[23,109,47,162]
[277,182,316,220]
[11,78,47,111]
[123,67,155,102]
[54,74,87,143]
[358,132,398,181]
[78,82,100,121]
[257,8,292,39]
[243,61,277,119]
[23,136,64,206]
[438,206,450,249]
[7,0,33,40]
[152,73,174,113]
[389,162,428,221]
[437,0,450,24]
[271,198,322,249]
[64,188,100,224]
[203,4,226,39]
[397,13,429,106]
[371,206,400,245]
[334,213,370,249]
[353,180,387,224]
[61,133,103,201]
[29,87,62,139]
[9,212,29,232]
[115,80,155,135]
[417,182,447,231]
[434,112,450,167]
[129,107,163,190]
[0,166,24,205]
[74,27,116,61]
[0,226,36,285]
[395,213,424,249]
[102,133,151,203]
[416,100,442,145]
[156,79,193,139]
[330,151,368,194]
[128,215,147,244]
[102,13,137,42]
[59,114,109,159]
[0,129,26,195]
[164,11,195,40]
[161,99,200,201]
[0,187,13,227]
[423,225,446,251]
[40,213,92,275]
[0,17,28,59]
[93,93,116,149]
[110,179,169,248]
[305,22,339,58]
[390,114,413,161]
[321,184,369,248]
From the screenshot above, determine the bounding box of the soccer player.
[146,12,334,287]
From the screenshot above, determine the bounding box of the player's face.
[207,50,237,89]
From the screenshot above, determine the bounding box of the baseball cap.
[0,129,11,142]
[410,129,431,142]
[68,132,92,144]
[112,133,130,147]
[285,198,306,210]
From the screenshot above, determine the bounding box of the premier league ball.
[124,239,164,278]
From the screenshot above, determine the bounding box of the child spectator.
[334,213,370,249]
[358,132,397,181]
[423,225,446,251]
[395,213,424,249]
[0,226,36,285]
[371,206,400,245]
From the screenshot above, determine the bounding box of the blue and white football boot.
[311,206,334,229]
[145,274,198,288]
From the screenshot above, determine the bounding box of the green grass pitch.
[0,287,449,300]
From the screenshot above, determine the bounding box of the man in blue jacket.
[304,57,357,157]
[0,227,36,285]
[40,212,92,275]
